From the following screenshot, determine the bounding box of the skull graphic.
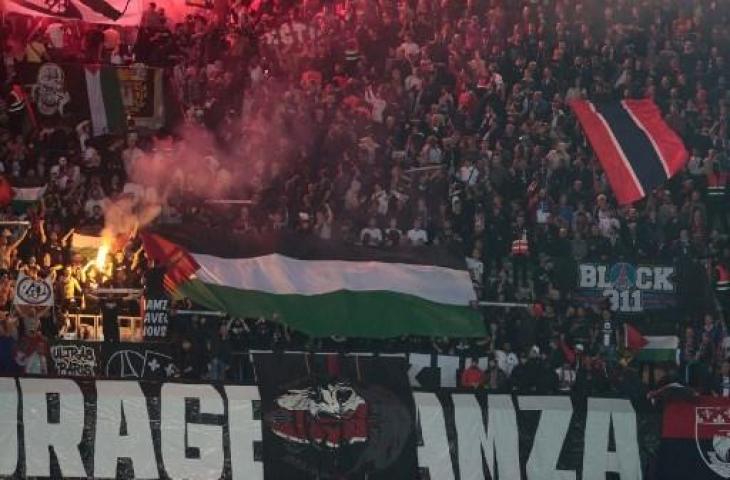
[31,63,71,117]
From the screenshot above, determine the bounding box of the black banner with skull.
[252,353,418,479]
[16,62,165,132]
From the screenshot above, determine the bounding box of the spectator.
[14,327,48,375]
[0,319,17,374]
[406,218,428,246]
[207,323,231,381]
[0,0,727,405]
[460,357,484,389]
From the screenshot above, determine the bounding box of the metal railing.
[65,314,143,342]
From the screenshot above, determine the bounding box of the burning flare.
[95,242,110,271]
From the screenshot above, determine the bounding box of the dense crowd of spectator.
[1,0,730,399]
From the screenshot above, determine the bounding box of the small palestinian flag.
[658,397,730,480]
[624,323,679,363]
[624,323,648,351]
[71,228,104,261]
[9,178,46,214]
[71,227,128,261]
[141,226,484,338]
[634,335,679,363]
[84,65,125,136]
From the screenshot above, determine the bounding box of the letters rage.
[0,378,644,480]
[578,262,674,313]
[143,299,169,337]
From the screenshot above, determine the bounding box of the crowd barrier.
[64,314,143,342]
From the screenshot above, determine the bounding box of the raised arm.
[61,227,75,244]
[38,219,47,245]
[81,259,95,273]
[10,226,30,251]
[130,246,144,271]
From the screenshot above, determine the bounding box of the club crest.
[696,407,730,478]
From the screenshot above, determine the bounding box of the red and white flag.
[571,99,688,205]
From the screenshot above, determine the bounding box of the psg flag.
[658,397,730,479]
[571,99,688,205]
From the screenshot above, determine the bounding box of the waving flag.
[570,99,688,205]
[9,177,46,214]
[3,0,142,25]
[142,226,484,338]
[624,323,648,351]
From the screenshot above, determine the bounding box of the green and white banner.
[141,226,485,338]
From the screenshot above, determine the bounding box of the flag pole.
[91,288,143,296]
[0,221,31,226]
[204,199,255,205]
[475,301,531,308]
[172,309,227,317]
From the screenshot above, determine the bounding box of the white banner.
[3,0,142,25]
[13,272,54,307]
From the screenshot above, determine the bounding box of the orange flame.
[95,242,110,271]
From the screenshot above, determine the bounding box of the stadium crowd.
[0,0,729,400]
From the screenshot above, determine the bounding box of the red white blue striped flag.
[570,99,689,205]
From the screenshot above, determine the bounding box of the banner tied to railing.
[48,341,177,379]
[0,353,660,479]
[575,262,676,312]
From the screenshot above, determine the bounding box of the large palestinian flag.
[141,227,484,338]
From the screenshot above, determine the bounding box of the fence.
[65,313,143,342]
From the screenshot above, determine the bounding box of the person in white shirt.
[459,159,479,185]
[45,23,67,50]
[360,217,383,246]
[84,186,106,217]
[371,184,389,216]
[555,362,577,391]
[466,248,484,286]
[397,34,420,59]
[687,149,704,176]
[420,136,443,164]
[495,343,519,376]
[404,72,424,92]
[364,85,387,123]
[406,218,428,245]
